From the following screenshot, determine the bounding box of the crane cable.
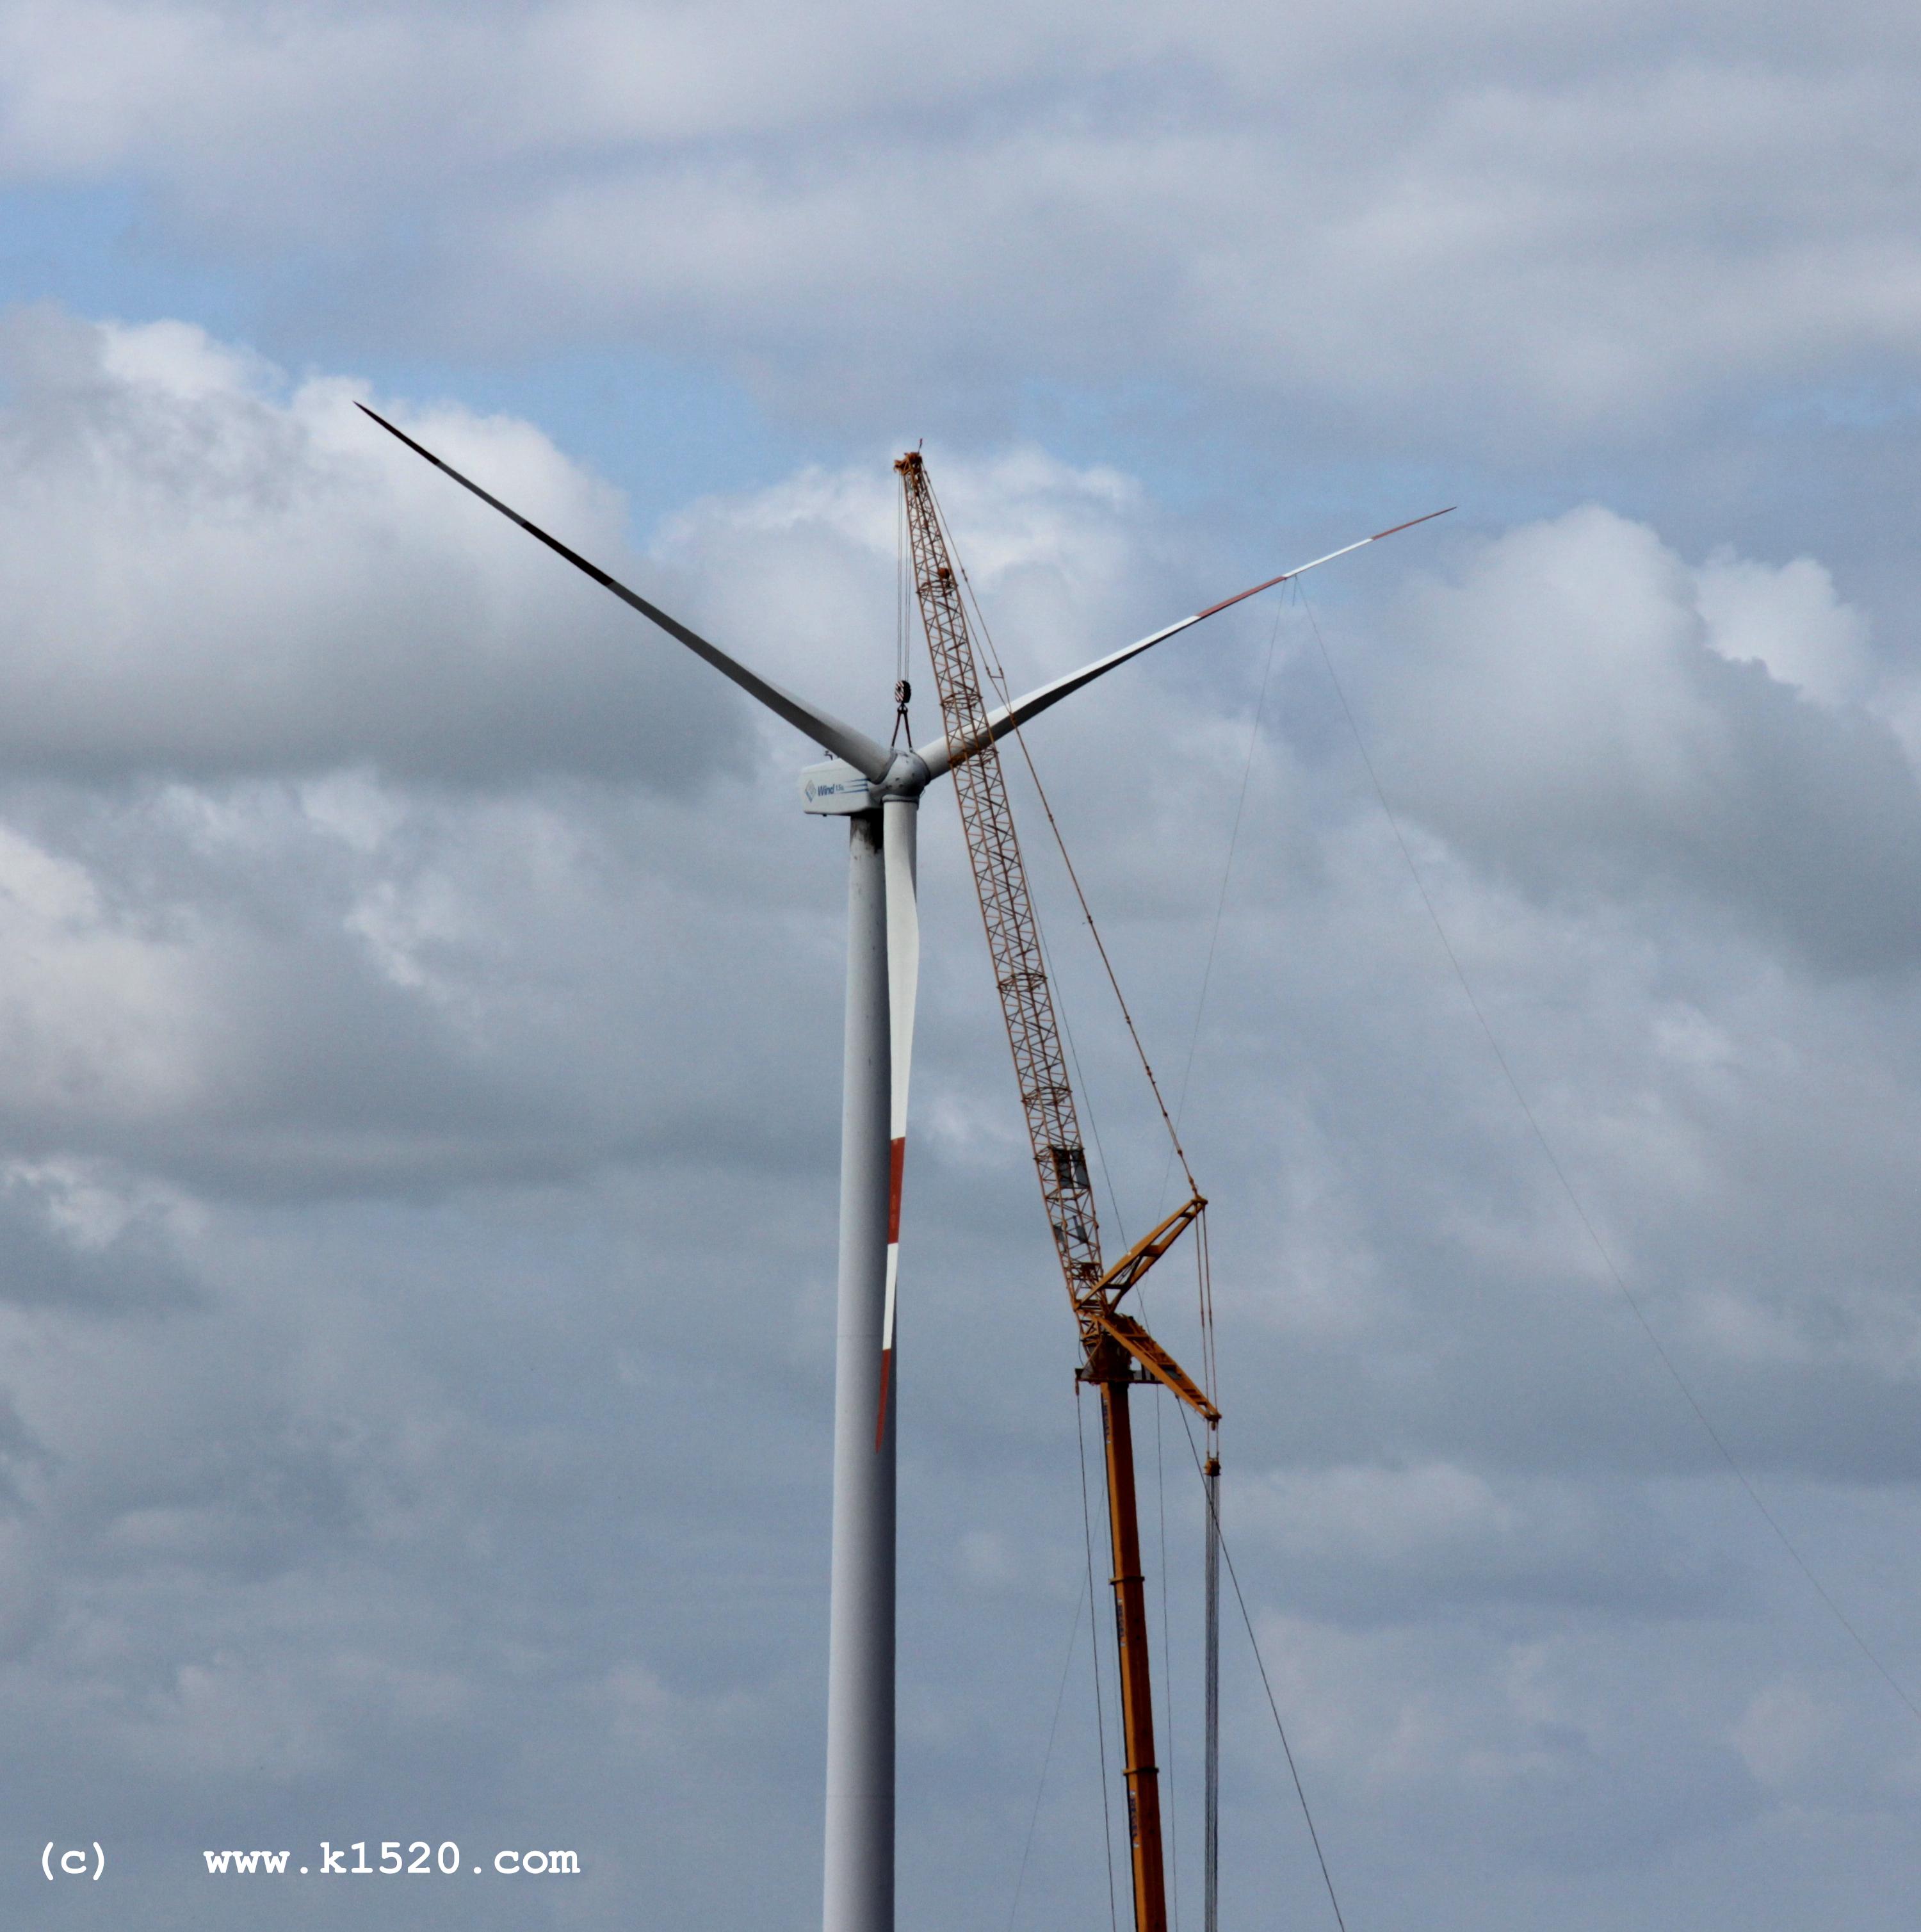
[1163,603,1285,1214]
[922,471,1200,1203]
[1006,1570,1090,1932]
[914,472,1235,1926]
[926,489,1226,1925]
[980,625,1218,1926]
[1174,1408,1349,1932]
[895,484,911,691]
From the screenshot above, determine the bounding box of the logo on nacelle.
[800,759,875,815]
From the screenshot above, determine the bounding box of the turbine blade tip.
[1370,505,1456,541]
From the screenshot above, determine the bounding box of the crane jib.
[896,448,1212,1932]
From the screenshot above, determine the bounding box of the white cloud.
[6,4,1921,445]
[1733,1676,1845,1790]
[0,304,742,784]
[0,318,1918,1924]
[1373,505,1921,971]
[1698,551,1877,707]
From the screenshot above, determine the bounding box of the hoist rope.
[1201,1434,1221,1932]
[1197,1208,1218,1414]
[1006,1572,1090,1932]
[1009,733,1200,1201]
[909,469,1237,1929]
[956,562,1222,1914]
[895,483,911,692]
[927,472,1197,1200]
[1217,1492,1350,1932]
[1174,1410,1349,1932]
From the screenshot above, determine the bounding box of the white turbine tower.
[357,402,1445,1932]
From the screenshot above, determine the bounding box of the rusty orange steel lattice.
[897,450,1217,1932]
[896,453,1106,1306]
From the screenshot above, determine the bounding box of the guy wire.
[1174,1406,1349,1932]
[921,471,1196,1197]
[1007,1573,1090,1932]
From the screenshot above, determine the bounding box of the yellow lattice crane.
[898,451,1220,1932]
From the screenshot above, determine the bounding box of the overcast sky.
[3,4,1921,1928]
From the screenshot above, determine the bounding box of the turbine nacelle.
[800,751,933,815]
[799,758,878,815]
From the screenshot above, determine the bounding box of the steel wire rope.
[928,469,1196,1203]
[959,587,1200,1909]
[921,471,1217,1913]
[1169,1407,1348,1932]
[1196,1224,1220,1931]
[1029,856,1178,1896]
[932,483,1228,1914]
[1197,1208,1219,1408]
[915,471,1133,1247]
[916,470,1138,1928]
[1297,586,1921,1729]
[1001,753,1196,1911]
[896,486,909,688]
[1201,1436,1221,1932]
[1006,727,1199,1201]
[1007,1572,1090,1932]
[1077,1383,1124,1932]
[1024,784,1177,1913]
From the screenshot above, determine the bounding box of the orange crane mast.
[897,451,1218,1932]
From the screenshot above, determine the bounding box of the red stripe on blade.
[1368,506,1454,542]
[1194,570,1292,622]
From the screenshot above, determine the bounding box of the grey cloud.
[1370,507,1921,973]
[6,5,1921,455]
[0,10,1916,1926]
[0,752,866,1205]
[1231,1461,1741,1624]
[0,370,1919,1927]
[0,1162,197,1313]
[0,304,745,786]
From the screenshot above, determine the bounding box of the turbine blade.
[875,797,919,1451]
[917,507,1453,777]
[356,403,894,781]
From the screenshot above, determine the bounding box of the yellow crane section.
[896,451,1214,1932]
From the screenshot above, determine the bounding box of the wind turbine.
[356,400,1445,1932]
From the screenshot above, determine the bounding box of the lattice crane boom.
[898,451,1213,1932]
[897,458,1106,1297]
